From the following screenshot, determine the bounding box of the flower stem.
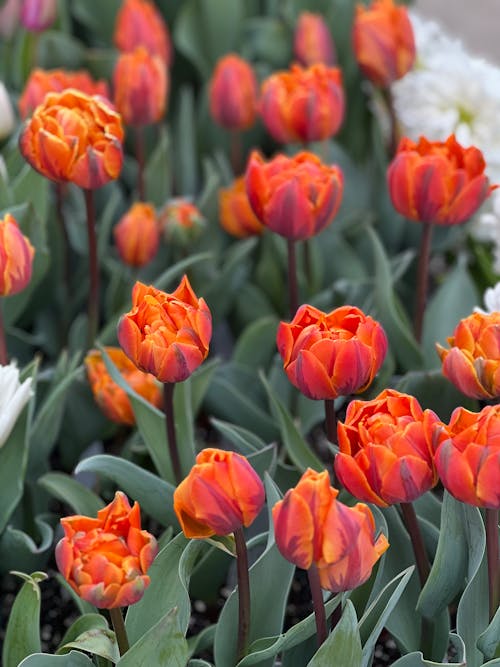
[84,188,99,347]
[287,239,299,318]
[163,382,182,485]
[307,563,328,647]
[414,221,433,343]
[400,502,430,587]
[135,125,146,201]
[0,299,7,366]
[382,86,399,157]
[324,399,337,444]
[230,129,242,175]
[234,527,251,662]
[55,183,71,342]
[486,508,499,621]
[109,607,129,656]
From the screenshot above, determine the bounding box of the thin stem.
[287,239,299,318]
[0,299,7,365]
[400,502,430,588]
[307,563,328,647]
[383,86,399,157]
[324,399,337,445]
[109,607,129,656]
[55,183,71,341]
[486,508,499,621]
[84,188,99,347]
[303,239,313,293]
[163,382,182,485]
[414,222,433,343]
[230,129,242,175]
[135,125,146,201]
[234,527,251,662]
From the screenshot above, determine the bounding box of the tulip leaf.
[57,614,109,653]
[74,454,177,528]
[58,625,119,663]
[307,600,362,666]
[2,571,47,667]
[38,472,104,517]
[189,661,214,667]
[478,605,500,661]
[119,608,188,667]
[233,316,281,370]
[173,377,196,477]
[145,126,172,205]
[152,251,214,292]
[18,651,94,666]
[190,357,220,416]
[390,633,466,666]
[210,417,267,454]
[0,517,54,576]
[173,86,198,196]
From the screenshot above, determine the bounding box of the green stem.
[324,399,337,445]
[163,382,182,485]
[486,508,499,621]
[287,239,299,318]
[0,299,7,365]
[84,188,99,347]
[382,86,399,157]
[414,221,433,344]
[109,607,129,656]
[234,527,251,662]
[307,563,328,647]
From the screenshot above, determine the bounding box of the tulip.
[209,54,259,131]
[113,202,160,267]
[20,0,57,32]
[159,198,205,246]
[117,275,212,384]
[436,311,500,400]
[335,389,444,506]
[260,63,344,144]
[19,88,123,190]
[294,12,336,67]
[219,176,265,238]
[0,82,15,141]
[352,0,415,88]
[277,304,387,400]
[174,448,265,538]
[18,68,110,119]
[435,405,500,509]
[0,362,33,448]
[0,0,21,39]
[245,151,343,241]
[114,0,172,65]
[0,214,35,297]
[85,347,162,426]
[55,491,158,608]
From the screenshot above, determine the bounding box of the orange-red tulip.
[174,448,265,538]
[0,214,35,297]
[437,311,500,399]
[273,469,388,591]
[209,54,258,131]
[19,68,110,119]
[277,304,387,400]
[219,176,264,238]
[260,64,344,144]
[245,150,343,241]
[159,199,205,245]
[114,0,171,65]
[85,347,162,426]
[117,276,212,384]
[20,0,56,32]
[113,46,168,126]
[55,491,158,608]
[114,202,160,267]
[435,405,500,509]
[335,389,444,507]
[388,135,495,226]
[19,89,123,190]
[352,0,415,87]
[294,12,336,67]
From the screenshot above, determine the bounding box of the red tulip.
[209,54,258,131]
[294,12,336,67]
[114,0,172,65]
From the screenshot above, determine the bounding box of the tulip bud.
[0,82,15,141]
[0,214,35,297]
[174,448,266,538]
[20,0,57,32]
[219,176,264,238]
[114,0,172,65]
[113,202,160,267]
[55,491,158,608]
[294,12,336,67]
[0,0,21,40]
[159,198,205,246]
[245,150,343,241]
[0,362,33,448]
[209,54,259,131]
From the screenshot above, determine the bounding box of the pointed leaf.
[307,600,362,667]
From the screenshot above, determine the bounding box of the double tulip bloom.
[0,214,35,297]
[352,0,415,88]
[277,304,387,400]
[219,176,264,238]
[335,389,444,506]
[387,135,495,226]
[114,202,160,267]
[293,12,336,67]
[56,491,158,608]
[118,275,212,384]
[437,311,500,400]
[260,63,345,144]
[174,448,265,538]
[273,469,389,592]
[114,0,172,65]
[209,54,259,131]
[245,151,343,241]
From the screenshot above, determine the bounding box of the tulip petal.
[335,452,386,506]
[273,491,314,570]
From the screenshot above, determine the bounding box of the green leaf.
[307,600,362,667]
[233,316,281,370]
[173,378,196,477]
[58,623,119,663]
[18,651,94,666]
[478,605,500,661]
[38,472,104,516]
[173,86,198,196]
[210,418,267,454]
[0,518,54,575]
[118,608,188,666]
[390,633,466,666]
[145,126,172,205]
[190,358,220,416]
[57,614,109,653]
[247,444,277,479]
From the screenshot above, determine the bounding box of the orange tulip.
[273,469,388,591]
[113,46,168,126]
[85,347,162,426]
[388,135,495,226]
[352,0,415,87]
[209,54,259,131]
[114,0,172,65]
[436,311,500,399]
[277,304,387,400]
[117,275,212,384]
[159,199,205,246]
[335,389,444,507]
[219,176,264,238]
[114,202,160,267]
[245,151,343,241]
[435,405,500,509]
[19,68,110,120]
[0,214,35,297]
[294,12,336,67]
[260,64,344,144]
[174,448,265,538]
[55,491,158,608]
[19,89,123,190]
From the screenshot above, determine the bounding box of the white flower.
[0,81,15,141]
[475,281,500,314]
[0,362,33,448]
